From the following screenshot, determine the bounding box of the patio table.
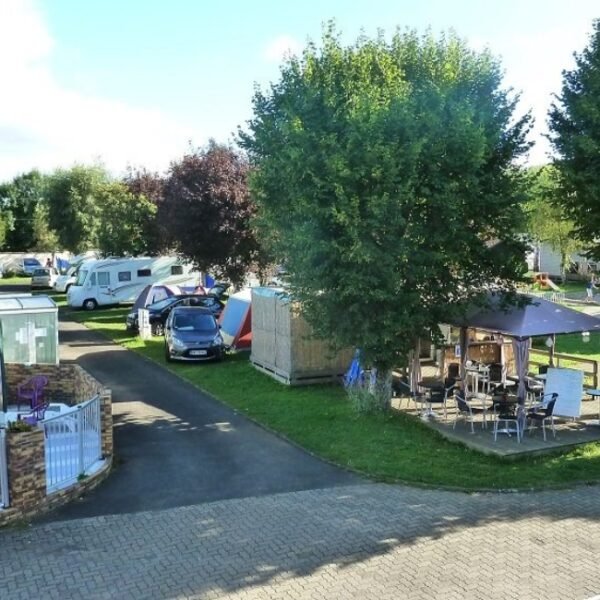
[491,396,521,439]
[586,389,600,426]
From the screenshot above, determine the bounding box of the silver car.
[31,267,59,289]
[164,306,225,362]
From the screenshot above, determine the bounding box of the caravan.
[67,256,199,310]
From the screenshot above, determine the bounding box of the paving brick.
[1,483,600,599]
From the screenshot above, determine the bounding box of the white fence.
[43,395,102,493]
[0,429,8,508]
[528,290,567,303]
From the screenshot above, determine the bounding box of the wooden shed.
[250,288,353,385]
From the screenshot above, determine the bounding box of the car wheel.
[165,344,173,362]
[152,322,164,336]
[83,298,98,311]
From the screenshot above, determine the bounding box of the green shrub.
[347,385,389,415]
[6,420,33,433]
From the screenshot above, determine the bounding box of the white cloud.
[263,34,302,63]
[0,0,191,180]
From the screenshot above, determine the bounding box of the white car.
[31,267,59,289]
[53,267,78,293]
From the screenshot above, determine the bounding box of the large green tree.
[0,212,8,250]
[548,19,600,259]
[525,165,582,281]
[96,181,157,256]
[240,27,531,394]
[46,165,109,252]
[0,170,52,251]
[30,202,59,252]
[123,168,167,254]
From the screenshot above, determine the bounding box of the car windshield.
[32,268,48,276]
[24,259,40,266]
[75,269,88,286]
[148,297,179,311]
[173,313,216,332]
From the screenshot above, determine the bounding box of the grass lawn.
[559,282,587,294]
[554,333,600,361]
[0,276,31,285]
[68,305,600,491]
[531,301,600,382]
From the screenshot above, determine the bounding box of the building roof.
[0,295,57,312]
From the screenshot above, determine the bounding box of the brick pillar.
[6,429,46,511]
[100,390,113,458]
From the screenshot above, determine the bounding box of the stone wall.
[6,428,46,514]
[5,362,105,406]
[0,363,113,526]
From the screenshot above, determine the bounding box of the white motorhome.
[54,264,82,293]
[67,256,199,310]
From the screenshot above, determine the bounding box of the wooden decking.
[393,395,600,457]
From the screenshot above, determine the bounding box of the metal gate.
[43,395,102,493]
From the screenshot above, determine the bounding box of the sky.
[0,0,598,181]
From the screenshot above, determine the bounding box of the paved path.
[48,318,358,520]
[2,483,600,599]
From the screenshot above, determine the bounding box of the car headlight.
[171,335,186,350]
[211,334,223,347]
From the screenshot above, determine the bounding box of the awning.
[448,293,600,340]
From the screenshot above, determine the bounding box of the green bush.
[347,385,390,415]
[6,420,33,433]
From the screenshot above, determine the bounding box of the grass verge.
[70,306,600,491]
[0,276,31,285]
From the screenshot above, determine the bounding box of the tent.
[219,289,252,350]
[447,293,600,401]
[132,284,181,312]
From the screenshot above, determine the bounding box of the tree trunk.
[561,251,568,284]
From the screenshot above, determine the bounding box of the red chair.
[16,375,49,410]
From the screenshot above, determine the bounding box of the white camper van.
[67,256,198,310]
[54,263,83,293]
[54,251,101,293]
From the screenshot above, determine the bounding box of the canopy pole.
[512,337,530,405]
[549,333,556,367]
[459,327,468,381]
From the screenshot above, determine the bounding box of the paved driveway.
[3,483,600,599]
[48,318,358,520]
